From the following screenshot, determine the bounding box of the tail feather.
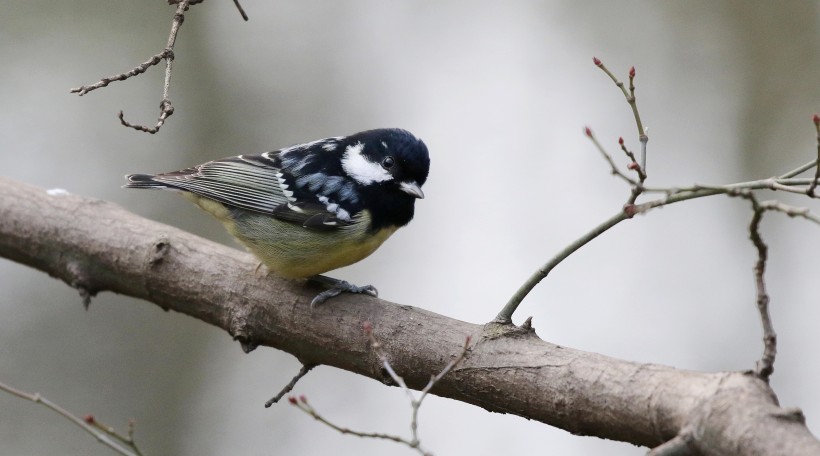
[123,173,173,190]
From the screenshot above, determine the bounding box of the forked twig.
[0,380,142,456]
[70,0,191,133]
[289,323,471,456]
[497,62,820,330]
[737,196,820,380]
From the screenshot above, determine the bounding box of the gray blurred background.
[2,1,820,455]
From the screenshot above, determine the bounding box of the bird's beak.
[399,181,425,199]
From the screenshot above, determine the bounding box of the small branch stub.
[265,363,316,408]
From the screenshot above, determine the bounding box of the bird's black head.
[340,128,430,230]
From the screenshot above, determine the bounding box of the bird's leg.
[253,262,269,278]
[308,275,378,308]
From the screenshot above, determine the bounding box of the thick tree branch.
[2,176,819,455]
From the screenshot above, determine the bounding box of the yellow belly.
[190,196,397,278]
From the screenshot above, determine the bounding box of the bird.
[124,128,430,307]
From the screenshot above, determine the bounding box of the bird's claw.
[310,279,379,309]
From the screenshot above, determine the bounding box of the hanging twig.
[265,363,316,407]
[70,0,192,133]
[289,323,471,456]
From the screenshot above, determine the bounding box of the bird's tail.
[123,173,172,189]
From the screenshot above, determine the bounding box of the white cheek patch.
[341,142,392,185]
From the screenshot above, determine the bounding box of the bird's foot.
[309,276,378,309]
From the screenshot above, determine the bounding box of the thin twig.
[265,363,316,407]
[86,416,145,456]
[232,0,249,20]
[808,114,820,196]
[589,61,651,209]
[497,108,820,323]
[70,51,170,96]
[758,200,820,226]
[594,58,648,172]
[583,129,648,213]
[619,136,648,206]
[723,195,820,381]
[499,60,655,324]
[289,395,422,449]
[289,324,471,456]
[70,0,192,133]
[748,198,776,380]
[169,0,248,20]
[496,209,627,323]
[521,125,815,384]
[585,128,639,187]
[728,193,776,380]
[620,136,647,182]
[0,380,142,456]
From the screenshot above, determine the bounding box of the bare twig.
[496,63,820,324]
[620,136,648,207]
[289,395,421,449]
[498,60,653,324]
[0,380,142,456]
[232,0,249,21]
[289,323,471,456]
[498,166,820,324]
[70,0,192,133]
[584,127,648,214]
[742,195,777,380]
[808,114,820,196]
[496,210,627,323]
[70,50,171,97]
[368,324,471,450]
[264,363,316,407]
[620,136,647,182]
[168,0,248,20]
[747,198,820,380]
[594,57,648,172]
[585,127,639,187]
[722,191,820,382]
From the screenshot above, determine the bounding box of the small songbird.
[125,128,430,306]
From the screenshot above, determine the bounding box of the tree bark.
[1,176,817,455]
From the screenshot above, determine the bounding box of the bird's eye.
[381,156,395,169]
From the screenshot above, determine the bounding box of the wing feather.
[125,152,355,230]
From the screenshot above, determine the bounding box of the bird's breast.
[197,202,399,278]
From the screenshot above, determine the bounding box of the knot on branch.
[378,366,400,387]
[481,321,539,341]
[229,303,258,353]
[148,238,170,266]
[66,260,99,309]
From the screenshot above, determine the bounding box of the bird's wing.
[125,154,353,230]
